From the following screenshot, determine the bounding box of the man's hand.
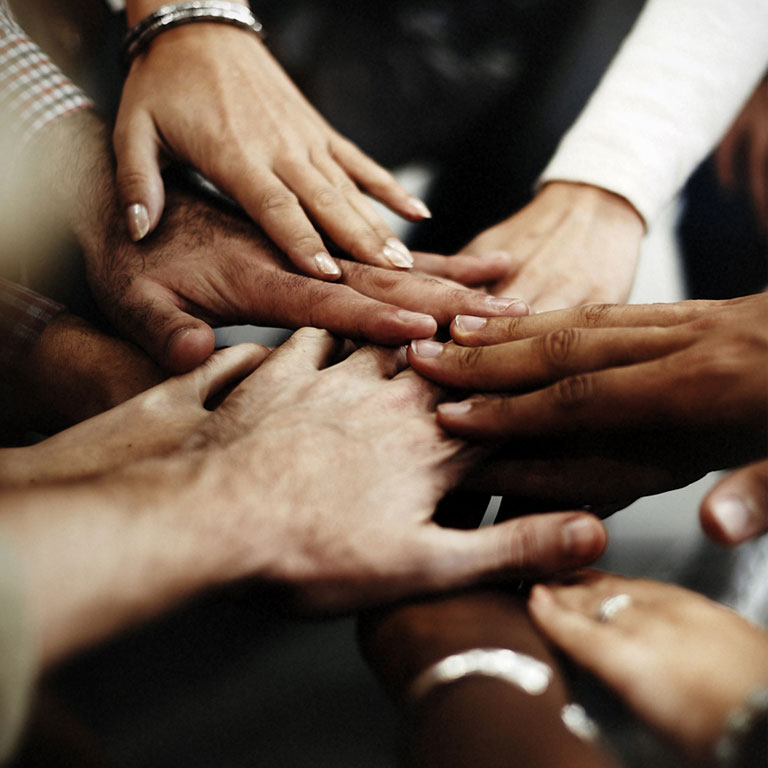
[407,294,768,505]
[114,21,430,276]
[459,182,645,312]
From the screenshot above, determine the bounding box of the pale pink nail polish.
[406,196,432,219]
[383,245,414,269]
[314,252,341,276]
[126,203,150,241]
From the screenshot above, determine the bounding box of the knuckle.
[504,520,541,573]
[540,328,580,369]
[549,374,594,410]
[117,168,152,191]
[260,188,298,215]
[579,303,616,327]
[456,346,484,372]
[312,186,342,210]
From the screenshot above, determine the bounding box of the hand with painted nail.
[115,13,430,278]
[408,294,768,507]
[700,458,768,546]
[457,182,644,312]
[529,571,768,763]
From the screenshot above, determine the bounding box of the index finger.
[450,299,726,347]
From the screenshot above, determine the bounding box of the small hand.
[528,571,768,759]
[114,23,430,277]
[459,182,644,312]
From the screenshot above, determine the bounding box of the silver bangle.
[408,648,553,703]
[123,1,264,69]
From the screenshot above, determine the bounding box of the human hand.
[114,21,430,277]
[700,458,768,546]
[458,182,644,312]
[182,328,607,612]
[89,181,525,373]
[4,312,164,435]
[528,571,768,760]
[0,343,269,487]
[716,77,768,231]
[408,294,768,504]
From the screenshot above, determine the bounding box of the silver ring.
[597,593,632,623]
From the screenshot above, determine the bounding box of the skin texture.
[17,109,525,374]
[115,18,430,276]
[460,182,645,312]
[407,294,768,507]
[529,571,768,762]
[0,328,607,670]
[716,77,768,231]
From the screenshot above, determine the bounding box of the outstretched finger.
[450,299,725,347]
[700,459,768,545]
[408,325,691,392]
[412,251,515,287]
[113,110,166,241]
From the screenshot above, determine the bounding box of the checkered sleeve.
[0,278,65,364]
[0,1,94,146]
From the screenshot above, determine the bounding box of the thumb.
[114,280,216,373]
[183,343,272,404]
[113,112,166,241]
[700,459,768,545]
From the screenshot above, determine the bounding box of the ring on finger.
[597,593,632,623]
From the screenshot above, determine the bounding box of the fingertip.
[126,203,151,242]
[395,310,437,339]
[561,514,607,562]
[165,325,217,373]
[436,400,473,420]
[485,296,531,317]
[452,315,488,335]
[528,583,554,609]
[313,253,342,279]
[700,495,757,547]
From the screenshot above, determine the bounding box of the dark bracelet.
[122,1,263,69]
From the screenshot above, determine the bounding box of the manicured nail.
[410,339,443,358]
[438,401,473,417]
[386,237,411,255]
[383,245,414,269]
[562,517,599,558]
[126,203,150,241]
[710,495,759,542]
[454,315,487,332]
[486,296,529,315]
[314,252,341,276]
[406,196,432,219]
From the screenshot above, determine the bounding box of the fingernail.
[383,245,414,269]
[386,237,411,255]
[438,401,473,417]
[406,196,432,219]
[410,339,443,358]
[314,252,341,276]
[454,315,487,332]
[562,517,600,558]
[486,296,529,315]
[126,203,150,241]
[396,309,436,327]
[529,584,553,607]
[710,495,759,542]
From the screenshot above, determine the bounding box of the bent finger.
[700,459,768,545]
[185,343,273,403]
[412,251,515,287]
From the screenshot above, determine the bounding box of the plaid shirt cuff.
[0,278,65,364]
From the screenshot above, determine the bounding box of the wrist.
[125,0,250,27]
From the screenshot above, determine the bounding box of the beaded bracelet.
[122,1,263,69]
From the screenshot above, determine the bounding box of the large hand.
[89,183,526,373]
[459,182,644,312]
[182,328,607,612]
[114,21,430,277]
[407,294,768,504]
[528,571,768,760]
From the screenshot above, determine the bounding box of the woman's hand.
[114,22,430,278]
[458,182,644,312]
[529,571,768,760]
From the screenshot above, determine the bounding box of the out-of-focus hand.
[716,77,768,231]
[700,458,768,545]
[529,571,768,760]
[114,22,431,277]
[407,294,768,504]
[0,344,269,486]
[459,182,644,312]
[183,328,608,612]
